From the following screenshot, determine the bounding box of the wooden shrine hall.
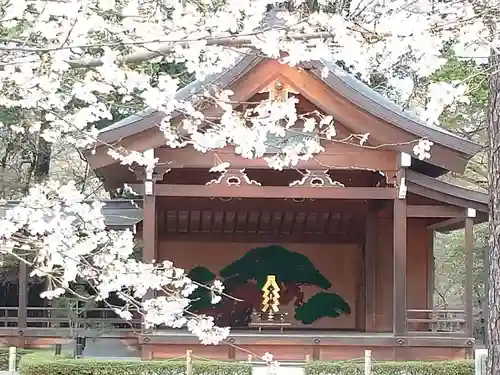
[22,53,491,361]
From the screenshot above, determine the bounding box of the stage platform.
[139,329,475,361]
[0,325,475,361]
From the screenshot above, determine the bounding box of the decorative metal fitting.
[289,170,344,188]
[313,338,321,344]
[207,169,261,187]
[397,338,405,345]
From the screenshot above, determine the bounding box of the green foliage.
[429,54,489,187]
[188,266,216,283]
[434,223,488,340]
[305,360,474,375]
[187,266,217,310]
[431,57,488,112]
[220,245,331,289]
[0,348,40,370]
[19,352,252,375]
[295,292,351,324]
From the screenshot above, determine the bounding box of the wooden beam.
[407,183,487,215]
[407,205,465,218]
[18,258,27,348]
[364,211,377,332]
[130,184,396,200]
[426,217,465,231]
[157,197,369,213]
[137,330,474,347]
[464,213,474,336]
[154,143,397,172]
[159,232,361,244]
[393,168,407,336]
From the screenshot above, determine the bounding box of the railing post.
[431,310,437,332]
[475,349,488,375]
[465,209,475,337]
[364,350,372,375]
[8,346,16,373]
[18,256,27,348]
[186,349,193,375]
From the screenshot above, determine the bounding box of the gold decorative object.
[259,80,298,102]
[261,275,280,315]
[250,274,290,332]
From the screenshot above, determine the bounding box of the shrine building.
[8,51,490,361]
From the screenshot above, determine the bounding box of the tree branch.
[64,32,333,68]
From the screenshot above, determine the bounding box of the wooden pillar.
[393,153,409,336]
[465,208,475,337]
[142,150,158,298]
[143,182,157,265]
[18,257,27,348]
[427,229,435,309]
[364,210,377,332]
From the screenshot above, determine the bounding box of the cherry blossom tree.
[0,0,497,358]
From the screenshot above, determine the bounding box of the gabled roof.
[93,53,481,174]
[406,170,488,214]
[98,52,262,144]
[0,199,143,229]
[308,60,479,156]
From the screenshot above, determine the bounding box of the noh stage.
[53,49,490,361]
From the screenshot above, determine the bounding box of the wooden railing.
[406,309,466,334]
[0,307,142,330]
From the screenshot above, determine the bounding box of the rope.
[154,356,186,362]
[191,355,240,364]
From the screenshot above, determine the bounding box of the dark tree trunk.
[33,137,51,182]
[23,120,52,193]
[487,50,500,374]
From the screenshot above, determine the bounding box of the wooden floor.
[140,329,475,361]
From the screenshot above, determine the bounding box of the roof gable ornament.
[259,79,298,102]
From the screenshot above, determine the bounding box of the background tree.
[487,47,500,373]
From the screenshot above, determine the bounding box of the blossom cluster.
[0,0,492,169]
[0,181,228,344]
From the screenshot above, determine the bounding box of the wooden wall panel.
[373,217,429,332]
[158,241,361,329]
[407,218,430,310]
[158,216,430,333]
[375,217,393,331]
